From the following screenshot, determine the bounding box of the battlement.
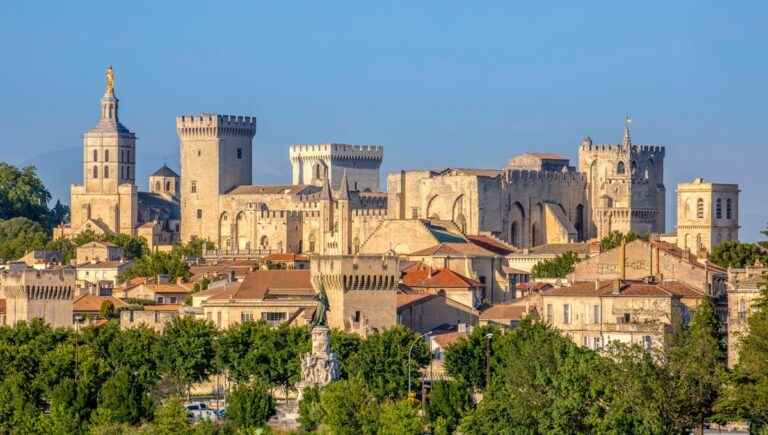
[506,169,587,185]
[352,208,387,217]
[176,113,257,138]
[579,143,666,156]
[311,255,400,292]
[289,143,384,160]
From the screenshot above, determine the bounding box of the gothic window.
[93,150,98,162]
[726,199,733,219]
[196,209,202,219]
[696,198,704,219]
[155,181,161,191]
[92,165,98,178]
[616,161,625,174]
[165,181,171,191]
[716,198,722,219]
[104,166,109,178]
[237,148,243,159]
[105,150,109,162]
[631,161,637,174]
[260,236,269,249]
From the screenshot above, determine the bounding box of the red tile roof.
[208,270,313,301]
[142,304,182,312]
[408,243,496,257]
[542,279,706,299]
[401,264,481,289]
[148,284,192,294]
[396,292,435,309]
[480,304,528,321]
[73,295,128,312]
[431,331,468,348]
[516,282,553,292]
[263,253,310,262]
[466,235,516,256]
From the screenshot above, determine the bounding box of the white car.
[185,402,219,423]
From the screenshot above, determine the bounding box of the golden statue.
[105,65,114,95]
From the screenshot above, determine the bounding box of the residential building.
[726,266,765,368]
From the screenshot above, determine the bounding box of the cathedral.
[61,67,675,255]
[58,67,180,248]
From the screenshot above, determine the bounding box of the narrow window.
[92,165,98,178]
[197,209,202,219]
[237,148,243,159]
[546,304,553,323]
[696,198,704,219]
[155,181,161,191]
[93,149,98,162]
[593,304,600,324]
[643,336,652,351]
[616,161,625,174]
[104,165,109,178]
[716,198,722,219]
[563,304,571,324]
[105,150,110,162]
[191,181,197,193]
[726,199,732,219]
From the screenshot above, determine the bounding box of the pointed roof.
[151,165,179,178]
[337,171,351,200]
[623,126,632,147]
[320,176,333,201]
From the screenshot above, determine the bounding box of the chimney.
[619,239,626,280]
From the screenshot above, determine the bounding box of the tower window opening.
[92,165,98,179]
[697,198,704,219]
[237,148,243,159]
[616,161,625,174]
[93,150,98,162]
[716,198,722,219]
[105,150,109,162]
[191,181,197,193]
[197,209,202,219]
[104,166,109,178]
[726,198,733,219]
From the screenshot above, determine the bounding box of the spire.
[338,171,351,201]
[320,176,333,201]
[100,65,119,123]
[622,114,632,148]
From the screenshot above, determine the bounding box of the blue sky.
[1,1,766,240]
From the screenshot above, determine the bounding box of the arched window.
[631,161,637,174]
[92,165,98,178]
[715,198,722,219]
[105,150,109,162]
[260,236,269,249]
[155,181,161,191]
[726,198,733,219]
[104,166,109,178]
[616,161,625,174]
[696,198,704,219]
[309,233,316,252]
[93,149,98,162]
[165,181,171,191]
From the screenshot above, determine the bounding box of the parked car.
[185,402,219,423]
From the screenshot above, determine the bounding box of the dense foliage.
[708,240,768,268]
[530,251,580,279]
[600,230,646,251]
[0,163,68,229]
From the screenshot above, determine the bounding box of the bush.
[298,386,323,432]
[227,382,275,429]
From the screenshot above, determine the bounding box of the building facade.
[675,178,740,255]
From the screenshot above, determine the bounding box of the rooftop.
[480,304,529,321]
[542,279,706,299]
[150,165,179,178]
[401,263,482,288]
[408,242,496,258]
[208,270,314,301]
[73,295,127,312]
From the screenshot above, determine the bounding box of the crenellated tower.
[177,113,257,243]
[578,123,666,239]
[290,143,383,191]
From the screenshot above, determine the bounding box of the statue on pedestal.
[298,282,339,399]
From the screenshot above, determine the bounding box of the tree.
[39,399,84,435]
[150,396,190,435]
[320,378,379,435]
[531,251,580,279]
[443,324,502,390]
[600,230,645,251]
[0,163,52,226]
[99,300,116,319]
[156,316,217,395]
[708,241,767,269]
[226,382,275,429]
[331,328,363,379]
[49,199,70,227]
[178,238,215,258]
[715,276,768,430]
[119,250,190,284]
[425,380,472,434]
[0,217,49,261]
[94,367,154,425]
[377,399,423,435]
[668,298,724,434]
[298,386,324,432]
[345,326,430,400]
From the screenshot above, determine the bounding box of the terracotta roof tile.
[73,295,127,312]
[431,331,468,348]
[466,235,516,256]
[402,264,481,288]
[148,284,192,294]
[142,304,182,312]
[542,279,706,299]
[408,242,496,257]
[480,304,527,321]
[396,292,435,309]
[263,253,310,262]
[208,270,313,301]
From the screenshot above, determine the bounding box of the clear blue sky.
[1,1,766,240]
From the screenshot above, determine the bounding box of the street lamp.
[485,333,493,388]
[407,331,431,398]
[73,314,84,384]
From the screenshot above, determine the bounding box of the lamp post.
[73,314,84,384]
[407,331,431,399]
[485,333,493,388]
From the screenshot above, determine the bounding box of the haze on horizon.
[1,1,766,240]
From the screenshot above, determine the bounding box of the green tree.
[150,396,190,435]
[95,366,154,425]
[425,380,472,433]
[531,251,580,279]
[0,163,52,226]
[600,230,645,251]
[330,328,363,379]
[320,378,379,435]
[346,326,430,401]
[178,238,215,258]
[377,399,423,435]
[708,241,767,268]
[226,382,275,429]
[156,316,217,395]
[119,250,190,283]
[0,217,49,261]
[443,324,502,390]
[298,386,324,432]
[49,199,70,227]
[39,399,84,435]
[668,297,725,434]
[715,276,768,431]
[99,300,116,319]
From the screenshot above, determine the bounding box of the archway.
[575,204,585,241]
[219,213,231,250]
[236,212,249,251]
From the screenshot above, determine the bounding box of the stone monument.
[297,282,339,399]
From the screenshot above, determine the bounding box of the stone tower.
[177,114,257,242]
[317,173,354,255]
[310,255,399,335]
[69,66,137,235]
[676,178,739,255]
[578,124,666,239]
[149,165,179,199]
[289,144,383,191]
